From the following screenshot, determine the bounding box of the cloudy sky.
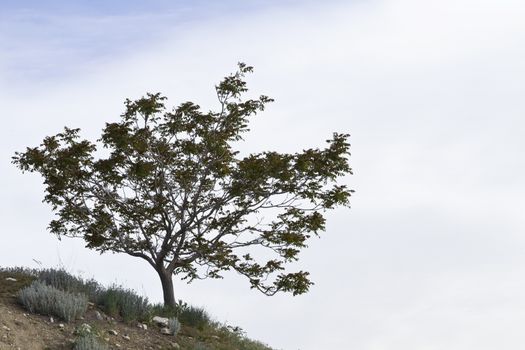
[2,0,525,349]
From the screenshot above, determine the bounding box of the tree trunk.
[158,269,176,308]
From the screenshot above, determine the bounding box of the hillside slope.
[0,268,276,350]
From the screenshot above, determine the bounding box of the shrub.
[192,343,212,350]
[178,305,211,330]
[0,267,37,299]
[38,268,102,301]
[214,323,274,350]
[168,317,181,337]
[150,303,177,318]
[149,299,187,319]
[98,286,150,322]
[74,334,108,350]
[18,281,87,322]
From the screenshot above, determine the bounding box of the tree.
[13,63,353,307]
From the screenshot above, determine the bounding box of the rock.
[95,311,104,320]
[49,317,55,323]
[170,342,180,349]
[5,277,17,282]
[160,327,171,335]
[122,334,131,341]
[2,325,11,332]
[137,323,148,330]
[115,343,121,348]
[211,335,220,340]
[152,316,169,327]
[59,324,65,329]
[108,329,118,336]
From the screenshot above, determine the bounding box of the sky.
[1,0,525,349]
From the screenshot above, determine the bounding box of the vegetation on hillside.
[0,267,276,350]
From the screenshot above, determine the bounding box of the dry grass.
[0,267,276,350]
[0,267,36,301]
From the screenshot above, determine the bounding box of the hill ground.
[0,268,276,350]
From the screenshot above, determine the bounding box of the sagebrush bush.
[168,317,181,337]
[38,268,102,301]
[213,324,274,350]
[0,266,39,277]
[192,343,212,350]
[178,305,211,330]
[18,281,88,322]
[98,286,150,322]
[74,334,108,350]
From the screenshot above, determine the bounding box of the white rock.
[94,311,104,320]
[2,325,11,332]
[59,324,65,329]
[137,323,148,330]
[152,316,169,327]
[160,327,171,335]
[5,277,17,282]
[49,317,54,323]
[170,343,181,349]
[108,329,118,336]
[122,334,131,341]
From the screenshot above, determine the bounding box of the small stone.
[59,324,65,329]
[95,311,104,320]
[170,343,180,349]
[160,327,171,335]
[2,325,11,332]
[152,316,169,327]
[137,323,148,330]
[108,329,118,336]
[5,277,17,282]
[115,343,121,348]
[49,317,54,323]
[122,334,131,341]
[211,335,220,340]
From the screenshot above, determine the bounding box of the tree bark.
[158,269,176,308]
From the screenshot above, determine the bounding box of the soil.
[0,270,266,350]
[0,273,194,350]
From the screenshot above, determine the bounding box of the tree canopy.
[13,63,353,306]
